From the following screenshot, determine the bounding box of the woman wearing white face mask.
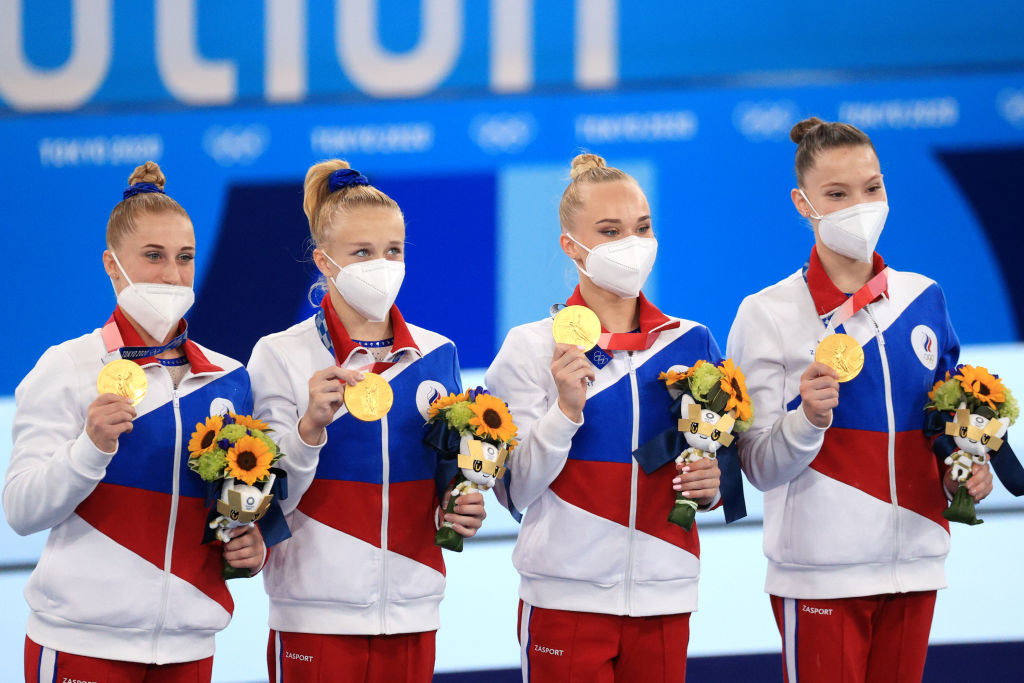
[4,162,268,682]
[727,118,994,683]
[486,154,726,682]
[248,159,486,683]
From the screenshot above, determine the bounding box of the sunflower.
[225,435,274,486]
[956,365,1007,411]
[718,359,754,423]
[468,394,517,444]
[428,391,468,420]
[658,370,689,388]
[188,415,223,458]
[229,412,270,432]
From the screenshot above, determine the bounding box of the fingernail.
[672,477,681,484]
[673,485,682,491]
[682,467,691,473]
[682,491,692,498]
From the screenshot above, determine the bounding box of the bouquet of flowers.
[926,365,1019,525]
[634,359,752,530]
[187,411,289,577]
[423,387,517,552]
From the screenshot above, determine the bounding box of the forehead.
[576,180,649,218]
[123,212,195,246]
[805,145,880,186]
[327,205,405,243]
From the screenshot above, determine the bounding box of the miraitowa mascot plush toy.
[423,387,517,552]
[634,359,752,530]
[926,364,1021,525]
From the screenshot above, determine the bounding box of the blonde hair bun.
[789,117,825,144]
[569,153,607,181]
[127,161,166,190]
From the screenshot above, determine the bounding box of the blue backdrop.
[2,69,1023,392]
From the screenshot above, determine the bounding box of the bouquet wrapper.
[434,472,467,552]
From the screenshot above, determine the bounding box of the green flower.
[999,388,1019,425]
[217,424,249,443]
[734,417,754,433]
[194,449,228,482]
[928,379,964,412]
[445,402,475,432]
[689,363,724,404]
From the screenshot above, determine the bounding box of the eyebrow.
[820,174,883,189]
[594,215,651,225]
[139,244,194,251]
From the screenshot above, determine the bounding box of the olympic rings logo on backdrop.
[732,100,800,141]
[469,113,537,154]
[997,88,1024,128]
[202,125,270,166]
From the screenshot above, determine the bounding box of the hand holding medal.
[298,366,364,445]
[87,359,146,453]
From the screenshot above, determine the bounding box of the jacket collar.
[107,307,222,374]
[805,245,888,317]
[320,294,420,367]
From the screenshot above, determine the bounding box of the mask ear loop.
[564,232,595,278]
[798,189,824,220]
[109,249,137,288]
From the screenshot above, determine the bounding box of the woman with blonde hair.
[5,162,266,682]
[249,160,486,682]
[487,153,731,681]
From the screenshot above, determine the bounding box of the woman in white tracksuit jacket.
[487,153,724,682]
[248,159,486,683]
[727,117,994,683]
[4,162,266,682]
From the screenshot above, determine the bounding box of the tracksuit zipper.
[151,370,182,662]
[625,351,640,614]
[379,415,390,633]
[865,305,903,591]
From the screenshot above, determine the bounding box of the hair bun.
[790,117,825,144]
[569,153,607,181]
[127,161,166,190]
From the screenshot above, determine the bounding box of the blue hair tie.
[122,182,166,200]
[328,168,369,193]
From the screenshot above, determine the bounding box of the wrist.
[297,414,325,446]
[557,399,583,424]
[802,403,830,429]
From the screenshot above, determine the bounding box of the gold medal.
[344,372,394,421]
[552,305,602,351]
[815,333,865,383]
[97,359,148,405]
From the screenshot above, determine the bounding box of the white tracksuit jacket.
[248,300,462,635]
[3,310,252,663]
[727,248,959,599]
[486,290,724,617]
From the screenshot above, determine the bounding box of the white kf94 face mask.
[323,253,405,323]
[110,250,195,342]
[800,190,889,264]
[567,234,658,299]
